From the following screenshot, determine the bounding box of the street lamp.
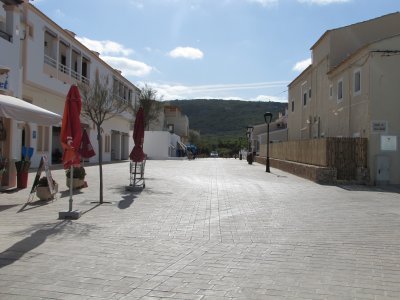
[264,112,273,172]
[246,126,254,165]
[239,137,243,160]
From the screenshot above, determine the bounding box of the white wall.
[143,131,172,160]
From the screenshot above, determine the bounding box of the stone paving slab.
[0,159,400,299]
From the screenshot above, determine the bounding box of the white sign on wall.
[381,135,397,151]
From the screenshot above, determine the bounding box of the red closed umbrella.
[129,107,145,162]
[60,85,83,217]
[79,129,95,159]
[61,85,82,169]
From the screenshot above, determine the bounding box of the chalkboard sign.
[29,155,55,194]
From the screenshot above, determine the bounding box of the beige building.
[287,12,400,185]
[164,105,189,142]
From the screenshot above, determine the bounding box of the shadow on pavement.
[108,186,141,210]
[18,199,54,212]
[0,221,100,269]
[81,203,102,215]
[118,193,137,209]
[59,188,84,198]
[0,204,20,212]
[338,184,400,194]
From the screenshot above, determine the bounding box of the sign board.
[20,155,56,212]
[381,135,397,151]
[371,120,388,133]
[29,155,56,194]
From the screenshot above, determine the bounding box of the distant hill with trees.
[168,99,287,137]
[166,99,288,157]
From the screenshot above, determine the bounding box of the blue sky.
[32,0,399,102]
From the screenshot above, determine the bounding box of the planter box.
[66,178,85,189]
[36,183,58,201]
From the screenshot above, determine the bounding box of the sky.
[32,0,399,102]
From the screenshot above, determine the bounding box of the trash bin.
[17,171,28,188]
[15,160,30,189]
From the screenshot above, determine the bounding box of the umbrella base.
[125,185,145,192]
[58,210,81,220]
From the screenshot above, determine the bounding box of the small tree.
[136,84,163,130]
[188,129,201,145]
[78,76,133,204]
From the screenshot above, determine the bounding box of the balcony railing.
[44,54,89,84]
[44,54,57,68]
[82,76,89,85]
[71,69,79,80]
[0,29,12,42]
[59,63,70,74]
[113,93,129,104]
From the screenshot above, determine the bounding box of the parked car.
[210,151,218,158]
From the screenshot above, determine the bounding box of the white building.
[0,1,140,189]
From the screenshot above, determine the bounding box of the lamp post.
[239,137,243,160]
[246,126,254,165]
[264,112,273,173]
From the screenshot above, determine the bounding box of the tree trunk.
[97,124,103,204]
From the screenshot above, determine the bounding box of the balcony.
[44,54,89,84]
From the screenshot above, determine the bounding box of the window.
[309,88,312,99]
[37,126,50,152]
[354,69,361,94]
[337,79,343,102]
[104,135,111,153]
[329,84,333,99]
[27,24,34,38]
[301,82,308,107]
[291,100,294,112]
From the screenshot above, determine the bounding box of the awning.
[0,94,61,126]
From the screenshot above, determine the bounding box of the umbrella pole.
[69,165,73,211]
[59,164,80,219]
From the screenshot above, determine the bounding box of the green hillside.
[167,99,288,156]
[169,99,287,137]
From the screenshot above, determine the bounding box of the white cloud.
[246,0,278,7]
[168,47,204,60]
[75,36,153,77]
[139,81,289,101]
[297,0,351,5]
[252,95,287,102]
[292,58,311,72]
[76,37,133,56]
[101,56,152,77]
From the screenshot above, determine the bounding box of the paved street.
[1,158,400,300]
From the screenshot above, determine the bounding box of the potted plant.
[65,166,86,189]
[36,176,58,201]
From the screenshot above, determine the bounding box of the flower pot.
[36,183,58,201]
[66,178,85,189]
